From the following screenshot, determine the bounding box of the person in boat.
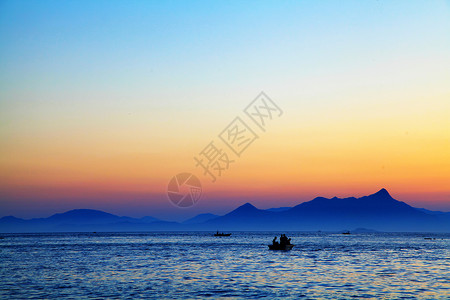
[280,234,286,246]
[279,234,291,246]
[272,236,279,246]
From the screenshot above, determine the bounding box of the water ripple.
[0,232,449,299]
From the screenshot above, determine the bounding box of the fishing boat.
[268,244,294,251]
[214,231,231,237]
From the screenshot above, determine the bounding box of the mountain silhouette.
[196,189,449,232]
[182,213,218,224]
[0,209,161,232]
[200,203,273,230]
[1,189,449,232]
[415,208,450,216]
[266,207,292,212]
[45,209,119,224]
[275,188,439,231]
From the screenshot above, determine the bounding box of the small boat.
[214,231,231,237]
[268,244,294,251]
[342,231,351,235]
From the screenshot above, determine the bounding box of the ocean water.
[0,232,449,299]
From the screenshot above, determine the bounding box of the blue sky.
[1,1,449,220]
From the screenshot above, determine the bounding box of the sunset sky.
[1,0,449,221]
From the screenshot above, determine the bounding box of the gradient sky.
[1,0,449,221]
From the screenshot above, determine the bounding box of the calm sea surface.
[0,232,449,299]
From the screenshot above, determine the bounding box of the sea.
[0,232,448,299]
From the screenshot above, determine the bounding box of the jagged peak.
[372,188,392,198]
[224,202,260,217]
[312,196,329,201]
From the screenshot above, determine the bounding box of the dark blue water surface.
[0,232,449,299]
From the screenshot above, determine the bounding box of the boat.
[268,244,294,251]
[269,234,294,251]
[214,231,231,237]
[342,231,351,235]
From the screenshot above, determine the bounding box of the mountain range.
[1,189,449,233]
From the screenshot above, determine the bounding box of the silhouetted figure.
[279,234,291,246]
[279,234,285,246]
[268,234,294,251]
[273,236,279,246]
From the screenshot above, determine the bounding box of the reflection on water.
[0,232,449,299]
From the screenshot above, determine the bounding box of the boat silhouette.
[214,231,231,237]
[268,234,294,251]
[268,244,294,251]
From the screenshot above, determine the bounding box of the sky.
[1,0,449,221]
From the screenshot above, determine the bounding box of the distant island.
[1,189,449,233]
